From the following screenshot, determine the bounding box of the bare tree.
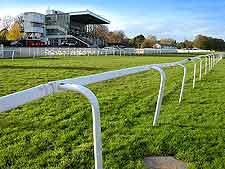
[108,31,126,44]
[142,35,157,48]
[0,16,14,30]
[0,16,14,44]
[96,25,109,40]
[160,38,176,46]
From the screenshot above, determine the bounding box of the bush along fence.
[0,53,224,169]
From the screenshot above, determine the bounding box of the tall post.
[208,55,211,71]
[199,59,202,80]
[12,50,15,61]
[29,47,31,57]
[151,66,167,126]
[33,48,35,59]
[205,57,208,75]
[59,84,103,169]
[211,54,213,69]
[179,64,187,103]
[1,44,3,58]
[20,47,22,57]
[193,63,197,88]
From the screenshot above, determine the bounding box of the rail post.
[20,47,22,57]
[216,54,219,64]
[0,44,3,58]
[178,64,187,103]
[151,66,167,126]
[207,55,210,71]
[29,47,31,57]
[33,48,35,59]
[208,55,210,71]
[205,56,208,75]
[198,58,202,80]
[210,54,213,70]
[193,61,197,88]
[12,50,15,61]
[59,84,103,169]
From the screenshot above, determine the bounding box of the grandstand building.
[20,12,46,46]
[20,9,110,47]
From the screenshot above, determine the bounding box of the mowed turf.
[0,55,224,169]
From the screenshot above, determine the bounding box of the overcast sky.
[0,0,225,41]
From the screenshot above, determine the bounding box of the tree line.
[177,35,225,51]
[1,15,225,51]
[96,25,225,51]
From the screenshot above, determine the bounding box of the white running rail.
[0,50,15,60]
[0,53,223,169]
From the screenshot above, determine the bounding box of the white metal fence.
[0,52,223,169]
[0,47,212,59]
[0,47,137,58]
[177,49,211,53]
[137,48,177,54]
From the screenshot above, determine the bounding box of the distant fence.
[0,46,212,59]
[177,49,211,53]
[136,48,177,54]
[0,47,136,58]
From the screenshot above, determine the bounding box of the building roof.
[69,10,110,24]
[23,12,45,16]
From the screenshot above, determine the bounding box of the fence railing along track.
[0,47,212,59]
[0,53,223,169]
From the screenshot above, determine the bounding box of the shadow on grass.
[0,65,107,71]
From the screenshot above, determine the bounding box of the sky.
[0,0,225,41]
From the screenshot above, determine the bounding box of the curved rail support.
[220,54,223,61]
[151,66,167,127]
[215,54,217,64]
[210,54,213,68]
[220,53,224,61]
[216,54,219,64]
[193,61,197,89]
[198,58,203,80]
[217,53,222,64]
[178,64,187,103]
[214,53,217,66]
[59,84,103,169]
[219,53,223,62]
[215,54,219,64]
[208,55,212,71]
[210,54,213,70]
[205,56,208,75]
[212,54,215,68]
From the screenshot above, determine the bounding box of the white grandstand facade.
[20,9,110,47]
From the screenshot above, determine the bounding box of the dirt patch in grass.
[144,156,187,169]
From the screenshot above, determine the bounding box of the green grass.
[0,55,224,169]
